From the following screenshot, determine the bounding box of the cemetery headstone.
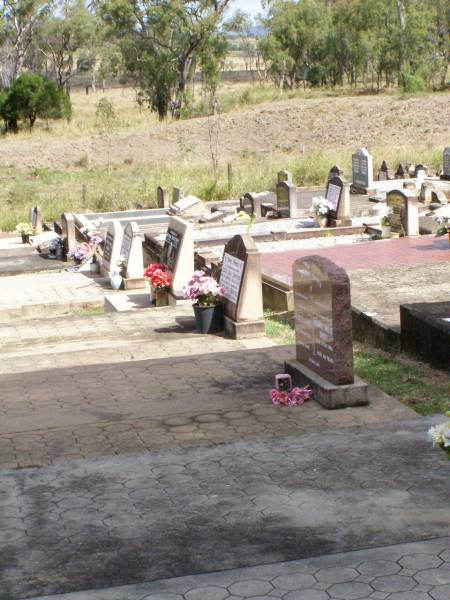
[277,170,293,183]
[328,165,344,180]
[352,148,373,191]
[276,180,296,218]
[240,194,254,216]
[172,187,184,204]
[395,164,406,179]
[120,221,144,283]
[440,147,450,181]
[219,234,265,338]
[325,176,350,224]
[387,189,419,236]
[31,206,43,234]
[378,160,389,181]
[102,220,124,275]
[162,216,194,300]
[61,213,76,254]
[157,186,169,209]
[285,255,368,408]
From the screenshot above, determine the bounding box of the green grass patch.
[265,311,450,416]
[0,142,444,231]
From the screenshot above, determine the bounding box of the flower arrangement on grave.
[428,414,450,458]
[184,270,225,333]
[233,210,251,222]
[16,222,34,235]
[270,386,313,407]
[310,196,334,217]
[183,270,224,306]
[434,216,450,237]
[144,263,172,289]
[68,241,92,263]
[380,206,393,227]
[16,222,34,243]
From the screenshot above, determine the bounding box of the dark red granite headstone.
[293,255,354,385]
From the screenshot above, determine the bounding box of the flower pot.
[193,304,224,334]
[110,272,123,290]
[154,287,169,307]
[21,233,30,244]
[316,216,328,228]
[381,225,391,239]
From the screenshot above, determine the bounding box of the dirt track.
[0,93,449,169]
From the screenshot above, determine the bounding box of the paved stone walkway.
[1,417,449,599]
[0,307,414,469]
[261,236,450,283]
[0,271,105,322]
[29,537,450,600]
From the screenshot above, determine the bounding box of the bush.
[0,73,72,132]
[402,73,426,94]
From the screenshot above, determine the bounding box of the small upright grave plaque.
[102,220,124,275]
[219,234,264,338]
[440,148,450,181]
[162,216,194,300]
[61,212,76,255]
[285,255,368,408]
[387,189,419,236]
[352,148,373,190]
[414,164,426,180]
[276,180,296,218]
[120,221,145,285]
[157,186,169,209]
[240,193,254,216]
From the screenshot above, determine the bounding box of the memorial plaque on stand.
[120,221,144,283]
[325,176,344,220]
[157,186,169,209]
[378,160,389,181]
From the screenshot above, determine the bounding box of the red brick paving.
[261,235,450,285]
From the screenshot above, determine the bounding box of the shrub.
[402,73,426,94]
[0,73,72,132]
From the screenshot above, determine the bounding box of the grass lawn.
[265,311,450,416]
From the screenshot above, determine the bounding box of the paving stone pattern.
[28,537,450,600]
[1,417,449,599]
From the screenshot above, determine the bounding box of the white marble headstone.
[120,221,143,279]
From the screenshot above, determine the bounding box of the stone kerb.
[219,234,265,338]
[285,255,368,408]
[387,189,419,236]
[101,220,124,276]
[162,215,194,303]
[120,221,145,288]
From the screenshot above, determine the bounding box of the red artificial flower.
[144,263,166,279]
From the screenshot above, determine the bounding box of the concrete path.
[28,537,450,600]
[1,417,449,600]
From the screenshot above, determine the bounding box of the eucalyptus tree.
[98,0,231,120]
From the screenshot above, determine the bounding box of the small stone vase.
[154,287,169,307]
[316,216,328,228]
